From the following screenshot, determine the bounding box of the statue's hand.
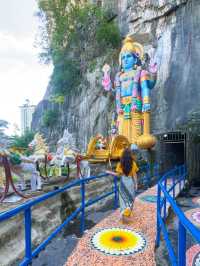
[142,103,151,112]
[102,64,111,74]
[131,105,137,112]
[117,108,124,115]
[149,62,158,74]
[102,64,112,91]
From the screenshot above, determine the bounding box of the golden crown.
[119,36,144,66]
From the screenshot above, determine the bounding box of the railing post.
[148,164,151,187]
[156,184,161,247]
[172,176,175,199]
[24,208,32,263]
[178,166,182,192]
[183,166,187,187]
[154,164,159,181]
[164,179,167,220]
[114,175,118,209]
[80,179,85,235]
[178,221,186,266]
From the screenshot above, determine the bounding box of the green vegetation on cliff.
[42,109,59,128]
[37,0,120,96]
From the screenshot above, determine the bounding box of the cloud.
[0,32,53,135]
[0,32,38,66]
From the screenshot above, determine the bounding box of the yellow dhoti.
[0,167,5,188]
[117,112,142,144]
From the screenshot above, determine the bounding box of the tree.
[42,109,59,128]
[10,130,35,156]
[0,119,10,148]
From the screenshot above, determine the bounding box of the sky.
[0,0,53,135]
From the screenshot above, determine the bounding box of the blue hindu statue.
[102,36,157,149]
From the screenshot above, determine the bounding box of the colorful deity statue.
[95,134,107,150]
[102,36,157,149]
[28,133,49,160]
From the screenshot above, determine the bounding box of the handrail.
[156,164,200,266]
[0,172,119,266]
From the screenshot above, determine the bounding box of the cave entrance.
[159,131,186,172]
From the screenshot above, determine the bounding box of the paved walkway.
[65,182,177,266]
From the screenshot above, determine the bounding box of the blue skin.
[121,52,150,112]
[121,52,137,71]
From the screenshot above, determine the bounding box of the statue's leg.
[117,114,124,135]
[12,166,26,190]
[0,167,5,188]
[19,174,26,190]
[58,166,62,176]
[86,163,91,178]
[49,166,53,177]
[117,113,132,143]
[124,119,131,142]
[130,111,142,144]
[31,173,37,191]
[36,173,42,190]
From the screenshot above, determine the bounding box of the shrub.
[10,130,35,156]
[50,95,65,104]
[42,110,59,128]
[96,21,121,50]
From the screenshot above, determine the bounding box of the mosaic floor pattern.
[139,195,158,203]
[192,197,200,206]
[185,208,200,228]
[91,227,146,256]
[187,245,200,266]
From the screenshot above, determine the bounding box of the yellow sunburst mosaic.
[91,227,146,256]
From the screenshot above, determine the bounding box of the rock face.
[32,57,115,151]
[32,0,200,176]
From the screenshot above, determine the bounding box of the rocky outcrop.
[32,55,116,150]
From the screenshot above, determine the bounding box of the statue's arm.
[140,70,151,112]
[102,64,112,91]
[131,70,141,112]
[148,62,158,89]
[115,73,123,114]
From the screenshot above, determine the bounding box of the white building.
[19,99,36,134]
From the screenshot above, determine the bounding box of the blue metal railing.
[0,173,119,266]
[156,165,200,266]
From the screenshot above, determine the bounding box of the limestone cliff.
[32,0,200,155]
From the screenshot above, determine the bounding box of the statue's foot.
[17,184,26,191]
[36,184,42,191]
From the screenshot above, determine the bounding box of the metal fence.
[156,165,200,266]
[0,173,119,266]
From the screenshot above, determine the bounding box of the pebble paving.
[66,182,180,266]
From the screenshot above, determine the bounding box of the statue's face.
[121,52,137,71]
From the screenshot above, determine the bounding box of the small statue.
[110,112,118,137]
[102,36,157,149]
[102,64,112,91]
[95,134,106,150]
